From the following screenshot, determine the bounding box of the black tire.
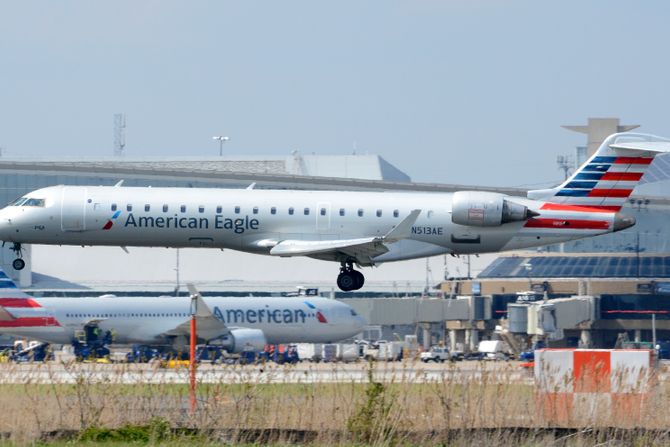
[12,259,25,271]
[337,272,356,291]
[352,270,365,290]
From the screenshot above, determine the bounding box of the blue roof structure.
[478,256,670,279]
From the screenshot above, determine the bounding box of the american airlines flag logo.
[102,210,122,230]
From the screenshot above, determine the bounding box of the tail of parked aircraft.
[528,133,670,211]
[0,269,51,325]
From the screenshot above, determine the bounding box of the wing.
[269,209,421,265]
[163,285,229,341]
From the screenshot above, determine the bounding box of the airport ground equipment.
[420,346,451,363]
[535,349,655,425]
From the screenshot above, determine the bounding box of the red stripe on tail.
[614,157,653,165]
[0,317,59,327]
[588,189,633,198]
[540,203,621,213]
[0,298,41,308]
[600,172,644,181]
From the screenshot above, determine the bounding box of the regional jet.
[0,132,667,291]
[0,272,366,351]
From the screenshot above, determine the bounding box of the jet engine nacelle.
[451,191,533,227]
[215,328,267,353]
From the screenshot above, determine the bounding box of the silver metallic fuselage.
[0,185,624,263]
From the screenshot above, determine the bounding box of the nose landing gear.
[8,243,25,271]
[336,261,365,292]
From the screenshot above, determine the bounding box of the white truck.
[420,346,451,363]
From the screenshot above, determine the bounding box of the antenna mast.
[114,113,126,157]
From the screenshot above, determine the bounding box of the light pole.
[212,136,230,156]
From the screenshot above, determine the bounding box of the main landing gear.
[337,261,365,292]
[8,243,25,271]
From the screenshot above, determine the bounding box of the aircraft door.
[316,202,331,232]
[60,187,87,231]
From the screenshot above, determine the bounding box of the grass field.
[0,360,667,446]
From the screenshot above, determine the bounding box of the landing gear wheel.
[8,243,25,271]
[336,261,366,292]
[337,272,357,292]
[12,258,25,271]
[352,270,365,289]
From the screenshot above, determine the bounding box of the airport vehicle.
[420,346,451,363]
[0,133,667,291]
[477,340,510,361]
[0,271,366,352]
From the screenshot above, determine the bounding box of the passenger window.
[111,204,117,211]
[253,206,259,214]
[163,204,168,212]
[235,206,240,214]
[271,207,277,215]
[339,208,345,216]
[358,209,364,217]
[145,204,150,212]
[216,206,222,214]
[180,205,186,213]
[127,204,133,212]
[288,207,294,215]
[199,206,205,213]
[320,208,326,216]
[304,208,310,215]
[393,209,399,218]
[376,209,382,217]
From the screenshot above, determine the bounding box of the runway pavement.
[0,360,535,385]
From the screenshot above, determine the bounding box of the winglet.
[384,209,421,242]
[186,283,215,318]
[114,180,124,187]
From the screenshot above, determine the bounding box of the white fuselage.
[0,295,366,346]
[0,185,620,263]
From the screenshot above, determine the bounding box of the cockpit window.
[8,197,27,206]
[23,198,45,207]
[350,309,358,316]
[8,197,45,207]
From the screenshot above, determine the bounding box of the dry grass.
[0,360,667,446]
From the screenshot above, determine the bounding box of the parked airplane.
[0,272,366,351]
[0,132,667,291]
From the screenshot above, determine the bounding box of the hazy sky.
[2,2,669,286]
[2,1,669,189]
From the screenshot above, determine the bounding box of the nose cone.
[355,315,367,332]
[0,209,13,240]
[613,213,636,232]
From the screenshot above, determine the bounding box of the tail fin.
[0,269,38,318]
[528,133,670,211]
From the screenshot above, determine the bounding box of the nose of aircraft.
[0,208,13,240]
[355,315,367,332]
[613,213,636,232]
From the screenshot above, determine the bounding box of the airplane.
[0,132,668,291]
[0,271,367,352]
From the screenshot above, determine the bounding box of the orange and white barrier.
[534,349,655,425]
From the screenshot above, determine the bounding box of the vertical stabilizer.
[528,133,670,211]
